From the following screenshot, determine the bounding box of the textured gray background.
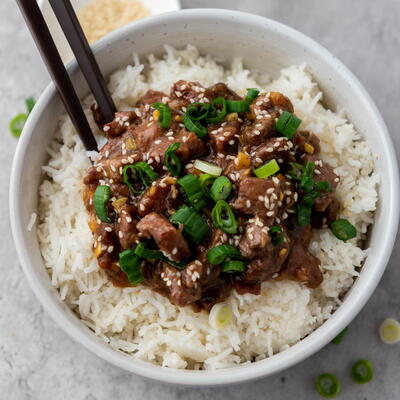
[1,0,399,399]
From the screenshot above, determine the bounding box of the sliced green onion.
[183,113,207,138]
[186,102,210,120]
[379,318,400,344]
[152,102,172,129]
[276,111,302,139]
[211,200,237,234]
[297,204,311,226]
[164,142,182,176]
[177,174,207,211]
[269,225,284,245]
[302,190,320,206]
[221,260,245,273]
[134,241,163,260]
[315,374,340,398]
[93,185,112,223]
[330,219,357,242]
[123,162,158,195]
[119,249,144,285]
[315,180,332,192]
[9,113,28,137]
[25,97,36,114]
[226,88,259,113]
[351,360,373,384]
[210,176,232,201]
[289,162,304,180]
[300,161,315,191]
[205,97,227,124]
[170,205,209,244]
[193,160,222,176]
[134,241,186,269]
[199,173,216,198]
[245,88,260,103]
[254,159,280,178]
[209,303,232,330]
[207,245,242,265]
[331,327,348,344]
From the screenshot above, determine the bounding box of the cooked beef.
[279,225,323,288]
[84,80,345,311]
[137,212,190,262]
[231,176,281,219]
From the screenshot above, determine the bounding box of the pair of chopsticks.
[16,0,117,151]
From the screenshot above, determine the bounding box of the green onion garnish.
[205,97,227,124]
[315,374,340,398]
[123,162,158,195]
[170,205,209,244]
[300,161,315,191]
[226,88,259,113]
[93,185,112,223]
[275,111,302,139]
[9,113,28,138]
[183,113,207,138]
[183,102,210,138]
[245,88,260,103]
[206,245,242,265]
[297,204,312,226]
[193,160,222,176]
[199,173,216,198]
[210,176,232,201]
[289,162,304,180]
[302,191,321,206]
[351,360,373,384]
[164,142,182,176]
[134,241,187,269]
[119,249,144,285]
[25,97,36,113]
[330,219,357,242]
[254,159,280,178]
[221,260,245,273]
[134,241,163,260]
[331,327,348,344]
[152,102,172,129]
[269,225,284,245]
[9,97,36,138]
[315,181,332,192]
[177,174,208,211]
[211,200,238,234]
[379,318,400,344]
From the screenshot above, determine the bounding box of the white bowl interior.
[10,10,399,386]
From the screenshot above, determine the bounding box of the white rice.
[37,46,379,370]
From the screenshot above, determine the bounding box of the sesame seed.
[107,246,114,253]
[105,226,112,232]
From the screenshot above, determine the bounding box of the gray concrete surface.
[0,0,399,399]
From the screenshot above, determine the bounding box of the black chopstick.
[16,0,98,151]
[48,0,117,122]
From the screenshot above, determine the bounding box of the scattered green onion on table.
[351,359,374,384]
[315,373,341,398]
[9,97,36,137]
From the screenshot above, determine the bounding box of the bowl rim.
[10,8,400,387]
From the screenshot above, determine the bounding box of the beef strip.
[136,212,190,262]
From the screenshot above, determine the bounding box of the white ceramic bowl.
[10,9,399,387]
[37,0,181,62]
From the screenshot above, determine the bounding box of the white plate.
[37,0,181,63]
